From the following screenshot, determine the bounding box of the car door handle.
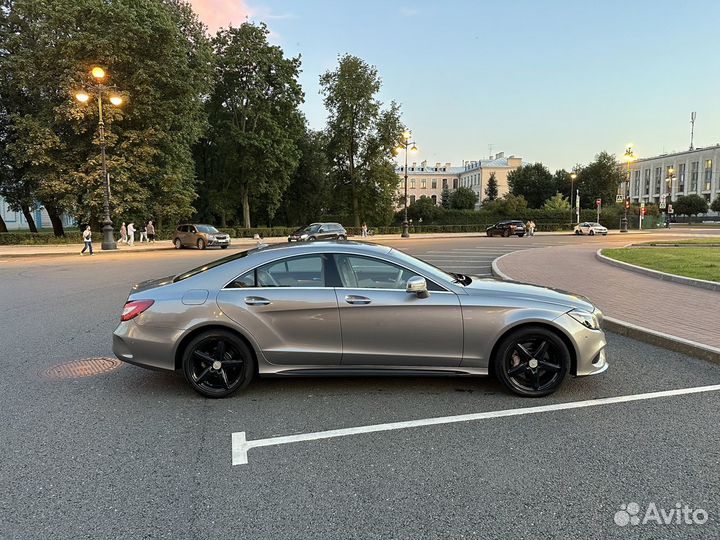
[245,296,271,306]
[345,295,371,305]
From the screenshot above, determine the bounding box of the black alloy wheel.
[494,326,570,397]
[182,330,255,398]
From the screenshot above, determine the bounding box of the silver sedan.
[113,242,608,398]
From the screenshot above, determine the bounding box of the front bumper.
[555,312,609,377]
[113,321,183,371]
[208,237,230,246]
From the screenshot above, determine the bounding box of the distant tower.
[689,112,696,151]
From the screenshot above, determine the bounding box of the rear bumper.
[112,321,182,371]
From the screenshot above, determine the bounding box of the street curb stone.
[595,248,720,292]
[491,253,720,365]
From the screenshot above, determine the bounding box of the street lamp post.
[75,67,125,250]
[569,172,577,226]
[395,131,417,238]
[621,144,637,233]
[665,168,675,228]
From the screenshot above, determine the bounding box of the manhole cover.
[41,357,122,379]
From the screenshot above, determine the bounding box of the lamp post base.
[401,221,410,238]
[620,217,628,233]
[101,221,117,250]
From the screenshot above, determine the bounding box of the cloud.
[189,0,251,33]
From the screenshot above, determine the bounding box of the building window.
[678,163,686,192]
[654,167,661,194]
[421,179,426,189]
[431,179,437,189]
[431,195,437,205]
[409,195,416,204]
[410,179,415,189]
[633,170,640,196]
[704,159,712,191]
[644,169,651,195]
[690,161,699,192]
[442,179,448,189]
[453,178,458,189]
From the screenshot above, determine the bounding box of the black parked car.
[486,220,526,238]
[288,222,347,242]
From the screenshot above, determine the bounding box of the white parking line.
[231,384,720,465]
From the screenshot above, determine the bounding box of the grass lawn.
[603,247,720,282]
[639,238,720,246]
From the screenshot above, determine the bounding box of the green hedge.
[0,232,86,244]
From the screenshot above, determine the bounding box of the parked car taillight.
[121,300,155,322]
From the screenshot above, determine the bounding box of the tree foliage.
[0,0,213,234]
[507,163,555,208]
[542,192,570,211]
[482,193,528,215]
[449,186,478,210]
[484,172,498,202]
[440,186,451,209]
[575,151,625,209]
[711,197,720,213]
[674,194,708,217]
[320,54,403,226]
[407,195,442,223]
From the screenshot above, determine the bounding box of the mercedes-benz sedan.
[113,242,608,398]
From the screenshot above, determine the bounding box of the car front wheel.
[182,330,255,398]
[197,238,206,250]
[338,234,347,241]
[494,326,570,397]
[589,230,595,236]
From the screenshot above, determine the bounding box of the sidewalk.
[493,242,720,358]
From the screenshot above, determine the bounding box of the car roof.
[251,240,386,257]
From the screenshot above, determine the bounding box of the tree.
[482,193,528,216]
[710,197,720,213]
[0,0,213,234]
[576,151,625,210]
[407,195,442,223]
[484,172,498,202]
[507,163,555,208]
[198,23,304,228]
[674,194,708,219]
[320,54,403,227]
[553,169,573,200]
[543,192,570,211]
[449,186,478,210]
[440,186,451,209]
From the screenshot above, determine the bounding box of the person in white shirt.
[127,222,136,246]
[80,226,93,255]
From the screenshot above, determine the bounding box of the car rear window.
[174,250,250,282]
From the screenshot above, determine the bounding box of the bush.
[0,232,85,244]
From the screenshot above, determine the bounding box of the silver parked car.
[113,242,608,398]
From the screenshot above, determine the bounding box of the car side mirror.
[406,276,429,298]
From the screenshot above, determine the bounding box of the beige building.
[625,145,720,206]
[396,152,523,208]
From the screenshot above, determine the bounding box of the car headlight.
[569,309,600,330]
[300,233,308,239]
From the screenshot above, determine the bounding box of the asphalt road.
[1,232,718,539]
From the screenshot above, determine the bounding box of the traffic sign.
[668,204,674,214]
[595,198,602,208]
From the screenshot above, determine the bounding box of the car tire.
[575,230,581,235]
[503,230,510,237]
[338,234,347,241]
[174,238,183,249]
[486,231,492,237]
[182,329,255,399]
[197,238,206,250]
[493,326,570,397]
[589,230,595,236]
[308,236,316,242]
[518,233,525,238]
[220,245,228,249]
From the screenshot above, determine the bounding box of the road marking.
[231,384,720,465]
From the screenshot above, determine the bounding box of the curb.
[595,248,720,292]
[491,252,720,365]
[0,244,175,258]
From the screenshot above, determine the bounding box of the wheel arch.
[488,320,578,377]
[174,323,259,373]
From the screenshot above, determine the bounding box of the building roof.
[396,157,521,175]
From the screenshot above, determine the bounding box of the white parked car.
[574,222,608,236]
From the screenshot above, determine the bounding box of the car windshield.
[196,225,219,234]
[389,248,468,285]
[174,250,249,282]
[590,223,602,227]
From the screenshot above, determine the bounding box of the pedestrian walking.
[120,222,127,244]
[139,223,148,243]
[127,222,135,246]
[361,222,368,237]
[146,220,155,243]
[525,220,536,237]
[80,225,93,255]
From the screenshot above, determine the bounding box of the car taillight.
[121,299,154,322]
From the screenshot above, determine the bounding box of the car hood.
[131,275,176,294]
[461,277,596,312]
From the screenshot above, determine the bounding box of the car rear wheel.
[197,238,206,250]
[494,326,570,397]
[589,230,595,236]
[182,330,255,398]
[174,238,183,249]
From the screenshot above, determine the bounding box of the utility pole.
[689,112,696,151]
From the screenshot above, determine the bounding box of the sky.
[189,0,720,171]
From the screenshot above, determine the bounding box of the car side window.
[227,255,327,288]
[335,255,444,291]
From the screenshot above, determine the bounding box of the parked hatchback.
[288,223,347,242]
[486,220,526,237]
[173,224,231,250]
